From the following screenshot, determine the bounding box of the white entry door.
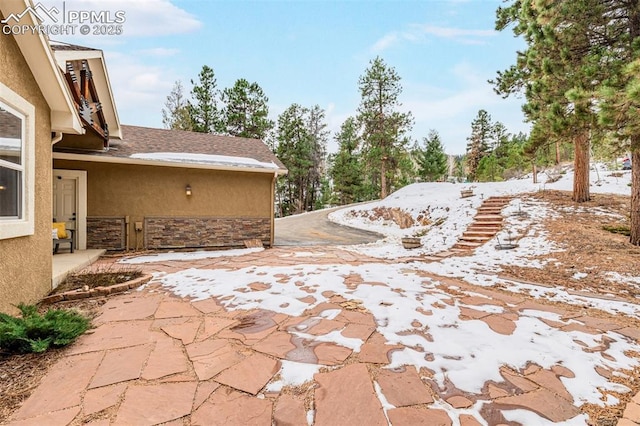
[53,177,77,236]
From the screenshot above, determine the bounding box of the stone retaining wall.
[87,216,126,250]
[144,217,271,249]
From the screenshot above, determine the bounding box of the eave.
[53,151,289,175]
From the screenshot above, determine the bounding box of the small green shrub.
[0,304,89,354]
[602,225,631,236]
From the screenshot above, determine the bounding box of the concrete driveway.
[274,206,383,246]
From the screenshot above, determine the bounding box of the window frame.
[0,82,35,239]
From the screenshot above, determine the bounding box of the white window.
[0,82,35,239]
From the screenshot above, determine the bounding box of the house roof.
[50,43,99,52]
[53,125,287,175]
[0,1,83,134]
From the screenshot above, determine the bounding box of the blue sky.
[45,0,528,154]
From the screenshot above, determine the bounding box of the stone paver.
[191,388,272,426]
[83,383,127,415]
[93,294,162,324]
[376,367,433,407]
[447,395,474,408]
[387,407,452,425]
[214,353,280,395]
[186,339,245,380]
[314,363,387,426]
[8,245,640,426]
[359,332,403,364]
[8,406,81,426]
[193,381,220,410]
[11,351,103,420]
[67,320,157,354]
[89,344,153,389]
[494,388,582,422]
[161,318,201,344]
[274,394,307,426]
[114,382,197,425]
[197,316,237,341]
[141,334,190,380]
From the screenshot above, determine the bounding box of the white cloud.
[102,50,181,127]
[371,23,496,53]
[400,62,529,154]
[42,0,202,37]
[415,24,495,44]
[370,33,400,53]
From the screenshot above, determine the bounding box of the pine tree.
[357,57,413,199]
[189,65,223,133]
[598,3,640,245]
[418,130,448,182]
[466,110,493,181]
[494,1,611,202]
[305,105,329,210]
[220,78,273,140]
[330,117,363,204]
[161,81,192,130]
[273,104,328,215]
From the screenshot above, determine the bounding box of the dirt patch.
[502,190,640,302]
[51,266,143,295]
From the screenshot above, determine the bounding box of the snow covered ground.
[329,167,631,253]
[126,165,639,425]
[327,168,638,312]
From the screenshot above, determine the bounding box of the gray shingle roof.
[89,125,285,170]
[50,42,99,51]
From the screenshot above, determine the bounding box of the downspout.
[51,132,63,145]
[270,171,277,247]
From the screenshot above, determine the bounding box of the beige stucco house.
[0,1,286,314]
[0,1,83,313]
[53,124,286,251]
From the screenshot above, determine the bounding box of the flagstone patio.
[6,247,640,425]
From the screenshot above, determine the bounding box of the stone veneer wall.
[87,216,126,250]
[144,217,270,249]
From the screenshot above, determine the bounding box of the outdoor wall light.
[0,185,5,190]
[185,185,192,196]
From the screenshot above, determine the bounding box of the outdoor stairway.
[452,196,512,251]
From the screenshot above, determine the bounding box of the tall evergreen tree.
[330,117,363,204]
[189,65,223,133]
[494,1,610,202]
[598,3,640,245]
[273,104,328,215]
[357,57,413,199]
[466,110,493,181]
[161,80,192,131]
[221,78,273,140]
[305,105,329,210]
[418,130,448,182]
